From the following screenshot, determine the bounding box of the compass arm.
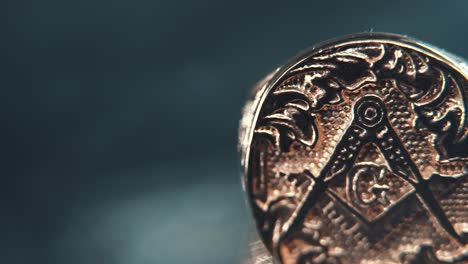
[279,122,369,241]
[374,119,465,244]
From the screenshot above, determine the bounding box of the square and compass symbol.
[327,142,415,223]
[243,34,468,263]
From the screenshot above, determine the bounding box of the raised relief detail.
[245,35,468,264]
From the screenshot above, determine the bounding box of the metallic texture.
[239,33,468,264]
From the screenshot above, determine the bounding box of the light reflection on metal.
[240,33,468,264]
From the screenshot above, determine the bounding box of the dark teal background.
[3,0,468,263]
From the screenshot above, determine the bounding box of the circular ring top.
[240,33,468,264]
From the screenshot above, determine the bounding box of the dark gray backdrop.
[4,0,468,263]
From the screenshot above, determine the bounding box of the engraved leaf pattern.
[377,46,467,145]
[255,44,467,155]
[255,44,386,151]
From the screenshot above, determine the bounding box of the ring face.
[240,33,468,264]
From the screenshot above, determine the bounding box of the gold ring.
[239,32,468,264]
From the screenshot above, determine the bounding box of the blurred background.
[3,0,468,263]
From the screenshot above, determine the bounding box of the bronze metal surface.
[239,33,468,264]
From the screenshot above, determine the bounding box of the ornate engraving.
[243,34,468,264]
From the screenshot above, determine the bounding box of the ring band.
[239,33,468,264]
